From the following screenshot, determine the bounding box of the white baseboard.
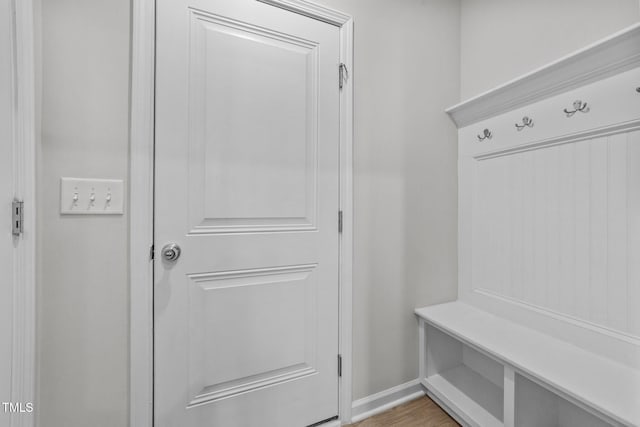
[349,379,425,424]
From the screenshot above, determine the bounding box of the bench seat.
[415,301,640,427]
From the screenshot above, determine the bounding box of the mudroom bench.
[415,302,640,427]
[416,24,640,427]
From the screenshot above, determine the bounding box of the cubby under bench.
[415,302,640,427]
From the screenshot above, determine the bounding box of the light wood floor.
[345,397,459,427]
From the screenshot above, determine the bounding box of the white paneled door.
[0,0,14,423]
[154,1,341,426]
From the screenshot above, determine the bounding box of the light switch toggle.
[60,177,124,215]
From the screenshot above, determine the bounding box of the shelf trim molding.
[446,23,640,128]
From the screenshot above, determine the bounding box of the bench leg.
[504,365,515,427]
[418,318,426,381]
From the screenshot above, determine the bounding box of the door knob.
[161,243,181,262]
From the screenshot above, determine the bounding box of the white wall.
[314,0,461,400]
[37,0,130,426]
[460,0,640,100]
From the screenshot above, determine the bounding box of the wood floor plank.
[346,397,460,427]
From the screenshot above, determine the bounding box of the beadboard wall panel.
[470,130,640,338]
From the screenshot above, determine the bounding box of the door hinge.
[150,244,155,260]
[12,199,23,236]
[338,210,343,233]
[339,63,349,90]
[337,354,342,377]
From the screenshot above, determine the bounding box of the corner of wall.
[457,0,463,105]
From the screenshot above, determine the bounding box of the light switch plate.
[60,177,124,215]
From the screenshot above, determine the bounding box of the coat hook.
[477,128,492,142]
[564,100,589,117]
[515,116,534,131]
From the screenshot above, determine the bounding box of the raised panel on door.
[187,264,319,407]
[188,9,319,234]
[154,1,341,426]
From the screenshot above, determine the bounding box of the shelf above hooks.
[445,23,640,128]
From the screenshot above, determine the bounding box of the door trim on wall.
[129,0,155,424]
[9,0,36,425]
[129,1,354,425]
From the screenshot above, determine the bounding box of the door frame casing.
[6,0,36,425]
[129,1,354,425]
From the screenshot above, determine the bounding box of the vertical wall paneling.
[607,133,628,332]
[509,153,524,302]
[490,159,500,295]
[546,146,561,312]
[461,157,475,297]
[497,156,510,297]
[589,138,608,326]
[574,142,591,321]
[474,161,490,291]
[470,129,640,338]
[557,143,575,318]
[532,149,547,307]
[522,152,535,305]
[627,131,640,337]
